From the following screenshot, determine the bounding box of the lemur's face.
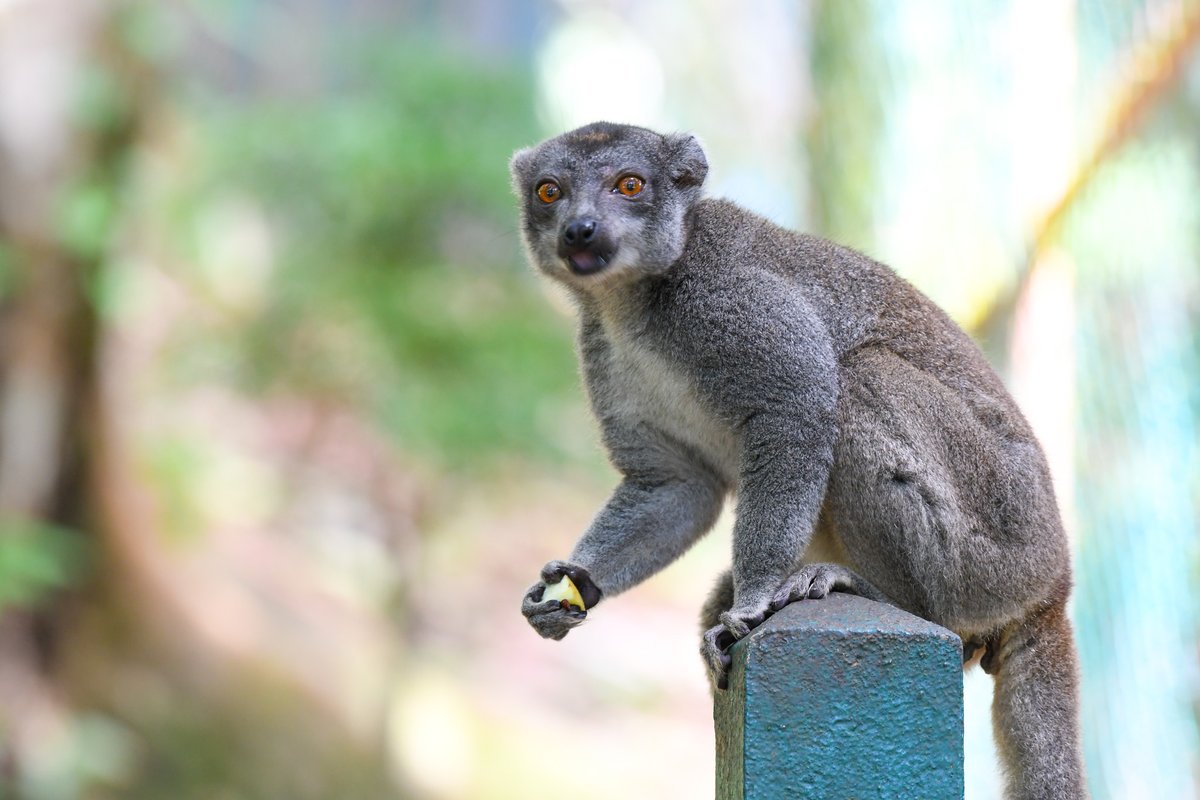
[510,122,708,291]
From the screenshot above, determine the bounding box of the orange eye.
[536,181,561,204]
[616,175,644,197]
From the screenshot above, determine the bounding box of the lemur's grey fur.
[511,122,1086,799]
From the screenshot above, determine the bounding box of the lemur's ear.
[509,146,535,182]
[664,133,708,188]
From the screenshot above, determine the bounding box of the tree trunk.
[0,0,139,787]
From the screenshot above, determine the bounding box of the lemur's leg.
[825,346,1068,631]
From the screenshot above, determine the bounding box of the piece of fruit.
[542,575,585,611]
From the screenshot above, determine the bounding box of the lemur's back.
[677,198,1032,442]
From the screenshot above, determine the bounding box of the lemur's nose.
[562,219,599,248]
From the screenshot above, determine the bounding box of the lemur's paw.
[769,563,886,611]
[701,623,735,690]
[718,607,769,639]
[521,588,586,640]
[701,606,771,691]
[520,561,602,640]
[769,564,839,610]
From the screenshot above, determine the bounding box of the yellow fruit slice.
[542,575,585,611]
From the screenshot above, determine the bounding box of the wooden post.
[715,593,963,799]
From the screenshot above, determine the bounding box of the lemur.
[511,122,1086,800]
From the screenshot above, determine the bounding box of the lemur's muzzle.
[558,217,615,275]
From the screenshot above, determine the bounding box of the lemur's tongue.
[567,251,606,274]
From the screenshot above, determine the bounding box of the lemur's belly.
[607,334,742,483]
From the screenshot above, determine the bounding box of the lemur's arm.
[663,269,840,636]
[520,322,726,641]
[569,427,726,597]
[520,425,726,641]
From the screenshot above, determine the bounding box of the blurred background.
[0,0,1196,798]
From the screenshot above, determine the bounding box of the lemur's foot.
[701,606,771,690]
[521,561,603,641]
[769,562,888,611]
[963,631,1003,674]
[701,624,734,689]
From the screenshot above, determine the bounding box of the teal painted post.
[714,593,964,799]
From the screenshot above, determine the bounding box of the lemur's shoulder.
[683,198,878,279]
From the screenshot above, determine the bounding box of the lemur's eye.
[616,175,644,197]
[536,181,561,204]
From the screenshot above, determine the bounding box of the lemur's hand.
[521,561,603,641]
[701,603,771,690]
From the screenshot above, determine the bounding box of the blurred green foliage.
[58,179,119,261]
[0,518,89,611]
[182,43,586,472]
[0,243,15,301]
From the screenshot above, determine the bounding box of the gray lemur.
[510,122,1086,799]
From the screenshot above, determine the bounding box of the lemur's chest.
[603,331,742,482]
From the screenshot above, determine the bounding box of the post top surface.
[742,592,960,646]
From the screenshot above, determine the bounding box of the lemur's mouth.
[565,249,612,275]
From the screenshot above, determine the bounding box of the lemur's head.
[510,122,708,290]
